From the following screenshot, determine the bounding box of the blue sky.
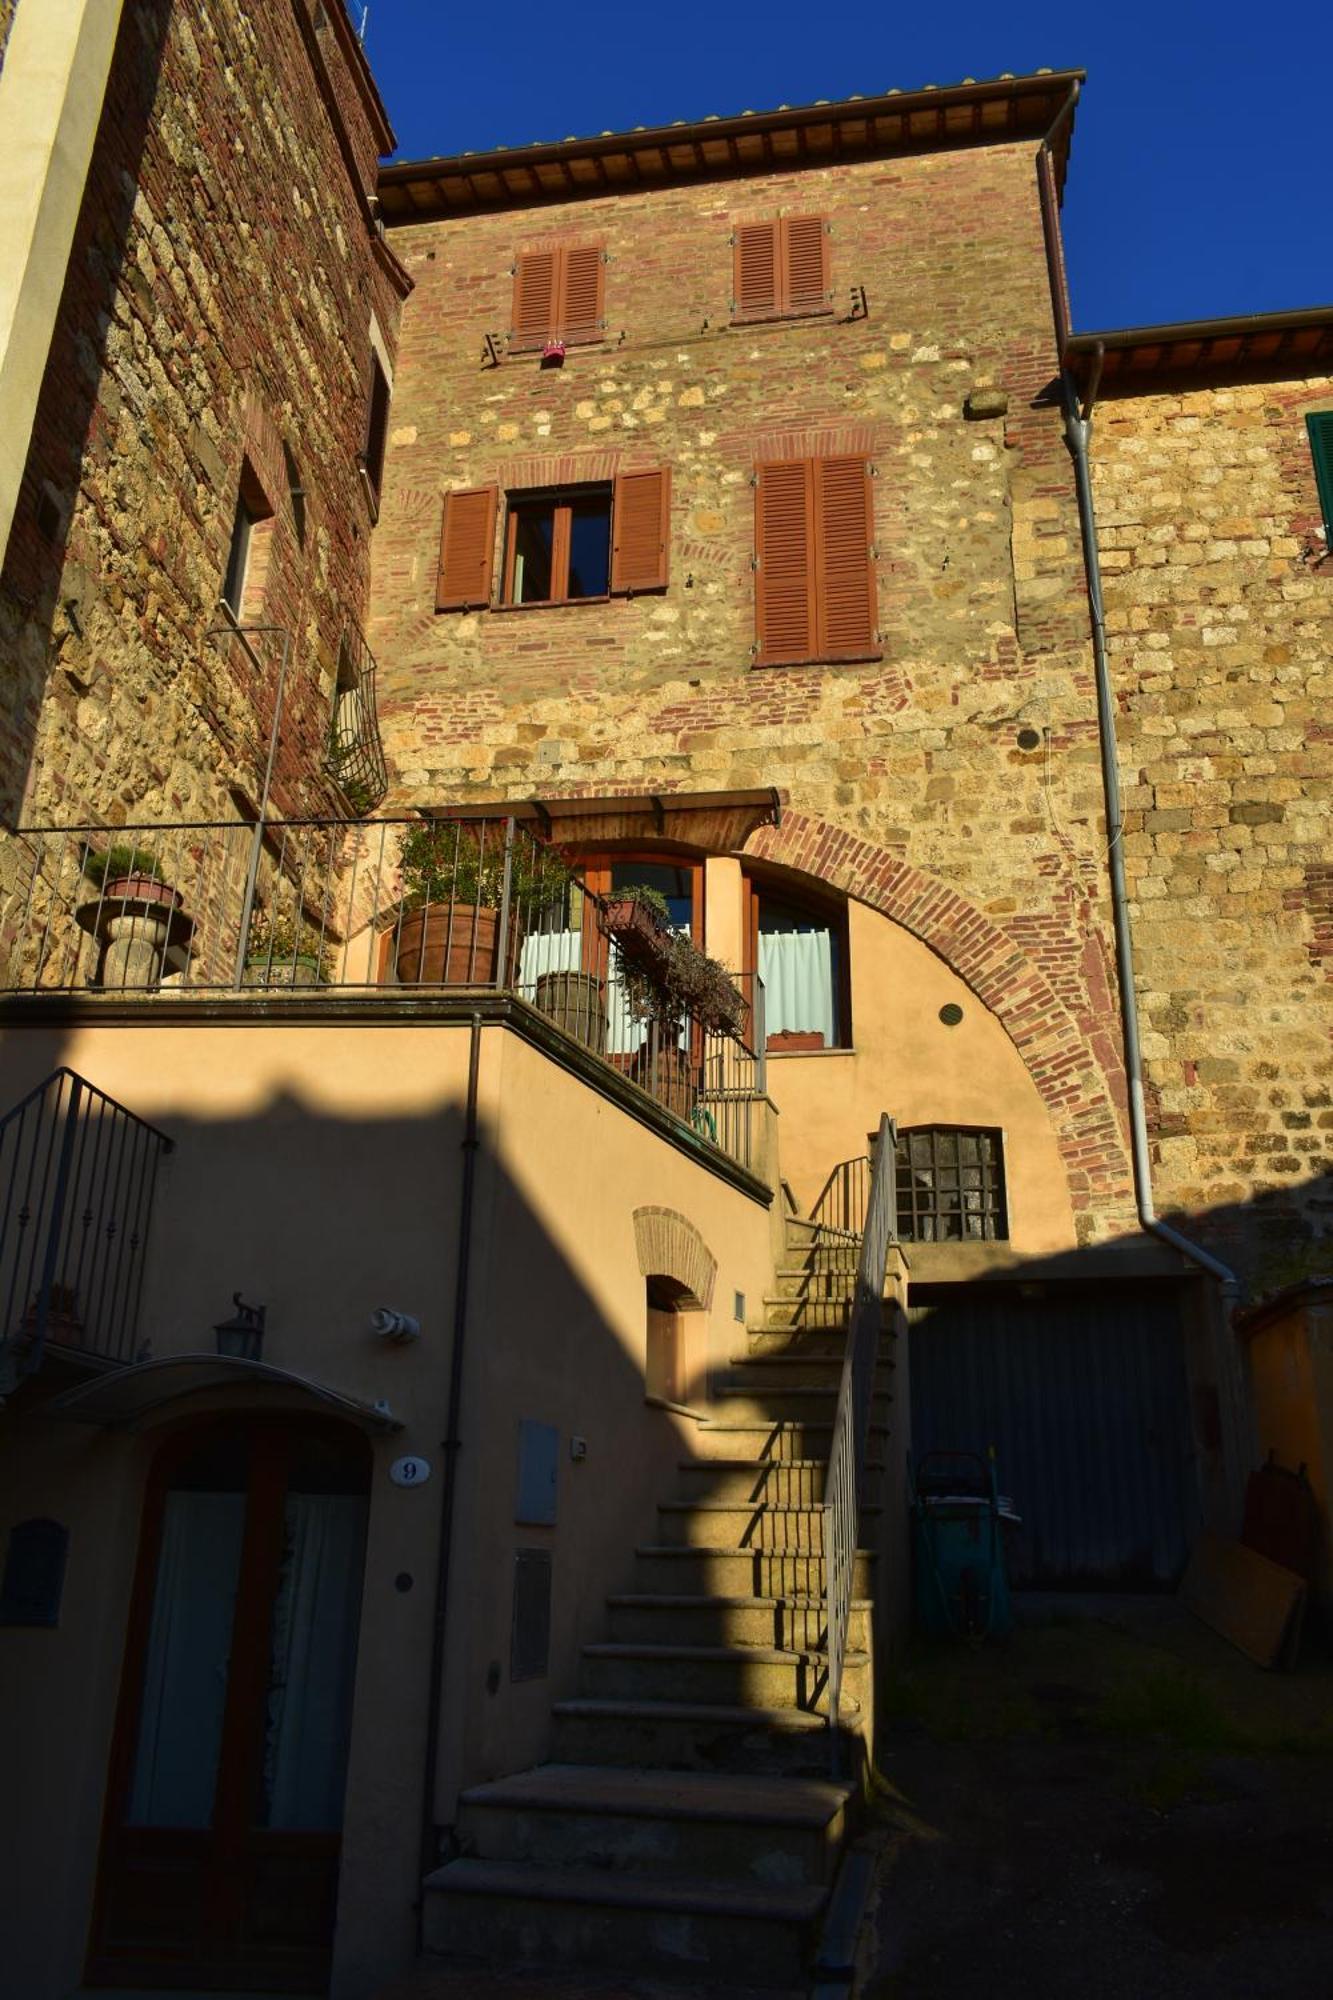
[356,1,1329,334]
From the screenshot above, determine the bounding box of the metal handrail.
[823,1111,897,1769]
[809,1150,871,1239]
[0,1068,173,1378]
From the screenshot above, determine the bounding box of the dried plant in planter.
[619,929,746,1039]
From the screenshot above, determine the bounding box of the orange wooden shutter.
[813,457,877,657]
[610,467,671,593]
[733,222,780,320]
[755,460,816,664]
[511,251,557,349]
[435,485,498,610]
[782,216,828,315]
[558,244,604,344]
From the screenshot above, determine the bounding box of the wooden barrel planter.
[534,970,607,1054]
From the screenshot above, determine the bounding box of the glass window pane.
[258,1493,367,1831]
[567,498,611,598]
[512,505,554,602]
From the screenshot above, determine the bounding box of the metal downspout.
[417,1010,484,1936]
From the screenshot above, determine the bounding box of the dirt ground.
[859,1595,1333,2000]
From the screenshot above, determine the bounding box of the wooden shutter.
[435,485,498,610]
[511,251,557,349]
[1308,411,1333,535]
[782,216,828,315]
[814,457,877,658]
[733,222,779,321]
[558,245,604,345]
[755,460,816,664]
[610,467,671,593]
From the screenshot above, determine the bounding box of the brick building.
[0,9,1331,1996]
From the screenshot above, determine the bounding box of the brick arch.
[745,809,1134,1234]
[632,1207,717,1310]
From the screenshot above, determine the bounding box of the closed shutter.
[734,222,779,320]
[1308,410,1333,535]
[755,460,816,664]
[435,485,498,610]
[814,457,877,657]
[782,216,828,315]
[610,467,671,593]
[559,244,604,345]
[512,252,558,350]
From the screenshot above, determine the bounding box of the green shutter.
[1307,411,1333,539]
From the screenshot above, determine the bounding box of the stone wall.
[1092,373,1333,1285]
[371,140,1141,1242]
[0,0,405,833]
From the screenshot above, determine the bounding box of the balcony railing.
[0,1068,173,1381]
[1,819,765,1172]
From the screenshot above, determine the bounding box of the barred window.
[893,1127,1007,1242]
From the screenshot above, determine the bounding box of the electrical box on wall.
[515,1418,558,1526]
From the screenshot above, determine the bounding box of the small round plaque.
[389,1455,432,1488]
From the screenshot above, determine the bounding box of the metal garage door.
[908,1285,1198,1588]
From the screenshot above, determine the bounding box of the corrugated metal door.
[909,1286,1198,1587]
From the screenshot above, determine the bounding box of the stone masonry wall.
[371,140,1141,1242]
[0,0,404,835]
[1093,374,1333,1286]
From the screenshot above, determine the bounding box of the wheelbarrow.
[909,1449,1019,1640]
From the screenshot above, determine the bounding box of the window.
[893,1127,1008,1242]
[733,216,830,323]
[362,352,390,502]
[511,244,605,351]
[220,460,275,621]
[744,872,850,1050]
[754,455,878,666]
[436,468,670,611]
[1307,411,1333,541]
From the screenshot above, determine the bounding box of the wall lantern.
[214,1293,266,1361]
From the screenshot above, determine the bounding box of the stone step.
[771,1269,857,1301]
[606,1591,871,1652]
[677,1456,884,1505]
[656,1500,880,1551]
[745,1328,853,1358]
[455,1763,855,1887]
[634,1543,874,1599]
[720,1353,893,1390]
[580,1640,869,1712]
[549,1695,860,1776]
[422,1856,827,1985]
[763,1298,855,1330]
[707,1386,891,1425]
[689,1419,890,1461]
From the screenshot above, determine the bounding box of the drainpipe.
[417,1010,484,1933]
[1059,357,1250,1524]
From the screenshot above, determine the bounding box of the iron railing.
[0,1068,173,1379]
[325,624,389,815]
[1,819,764,1170]
[823,1110,897,1769]
[810,1150,871,1239]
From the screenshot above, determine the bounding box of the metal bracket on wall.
[481,331,503,369]
[841,284,869,323]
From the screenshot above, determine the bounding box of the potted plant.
[243,903,332,987]
[82,843,182,914]
[394,822,570,985]
[597,882,673,969]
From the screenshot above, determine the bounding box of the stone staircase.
[421,1216,892,1992]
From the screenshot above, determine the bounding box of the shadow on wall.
[0,1,172,824]
[0,1023,753,2000]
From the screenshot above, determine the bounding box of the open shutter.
[782,216,829,315]
[813,457,877,658]
[1308,411,1333,536]
[755,460,816,664]
[435,485,498,610]
[610,467,671,593]
[733,222,779,321]
[511,251,557,350]
[559,245,604,345]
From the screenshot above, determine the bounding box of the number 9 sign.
[390,1455,432,1488]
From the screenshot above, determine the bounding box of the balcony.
[1,818,767,1174]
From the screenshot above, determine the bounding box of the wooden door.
[88,1417,370,1992]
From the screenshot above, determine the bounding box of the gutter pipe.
[417,1009,484,1935]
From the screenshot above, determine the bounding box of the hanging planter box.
[598,895,672,970]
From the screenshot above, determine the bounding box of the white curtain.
[517,926,582,992]
[758,926,835,1045]
[127,1491,246,1827]
[262,1493,367,1831]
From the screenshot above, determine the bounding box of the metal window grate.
[894,1126,1007,1242]
[325,626,388,815]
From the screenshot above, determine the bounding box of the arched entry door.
[88,1416,370,1992]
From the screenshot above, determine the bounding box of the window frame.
[891,1125,1009,1244]
[753,454,880,669]
[220,460,276,623]
[362,352,391,504]
[742,868,852,1051]
[510,243,606,353]
[1306,410,1333,542]
[732,215,832,326]
[500,484,614,609]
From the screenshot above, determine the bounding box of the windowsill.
[752,650,883,671]
[729,308,835,329]
[766,1045,854,1058]
[507,337,607,357]
[491,594,613,613]
[356,459,381,524]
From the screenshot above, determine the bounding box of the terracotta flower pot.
[395,903,514,985]
[767,1028,826,1052]
[102,872,183,913]
[599,896,671,970]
